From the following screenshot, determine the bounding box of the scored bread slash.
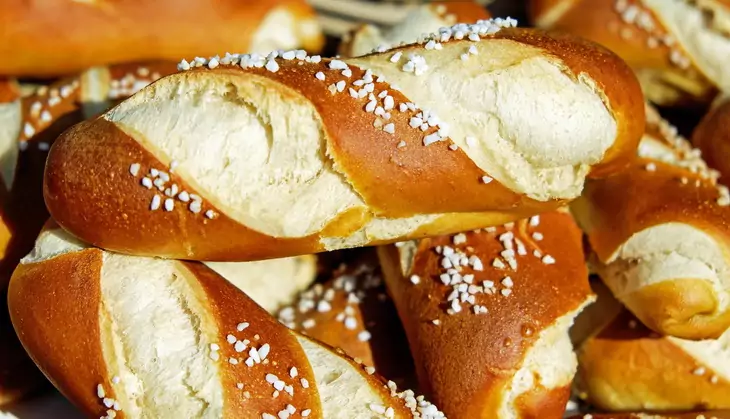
[44,19,645,261]
[378,210,594,418]
[9,224,444,418]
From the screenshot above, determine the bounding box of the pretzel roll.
[0,1,323,77]
[576,309,730,411]
[378,210,594,419]
[573,105,730,340]
[531,0,730,105]
[206,256,317,313]
[8,225,444,419]
[567,412,730,419]
[278,250,415,387]
[339,2,491,57]
[693,95,730,183]
[44,21,644,261]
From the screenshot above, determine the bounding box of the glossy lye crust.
[572,106,730,340]
[0,0,323,76]
[530,0,730,105]
[8,227,442,418]
[576,310,730,411]
[693,97,730,183]
[378,211,594,418]
[43,26,644,261]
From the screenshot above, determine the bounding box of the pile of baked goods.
[1,0,730,418]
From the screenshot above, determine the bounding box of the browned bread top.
[0,0,323,76]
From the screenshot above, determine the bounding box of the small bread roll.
[278,249,415,387]
[572,104,730,340]
[43,23,645,261]
[531,0,730,105]
[8,224,444,418]
[378,210,595,418]
[576,309,730,411]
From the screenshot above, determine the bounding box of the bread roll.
[693,95,730,183]
[206,256,317,313]
[531,0,730,105]
[8,224,444,419]
[576,309,730,411]
[378,210,595,418]
[572,104,730,340]
[44,21,645,261]
[278,249,415,387]
[339,2,491,57]
[0,0,323,77]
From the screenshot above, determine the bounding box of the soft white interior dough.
[106,72,365,238]
[205,256,317,313]
[500,304,590,419]
[670,327,730,381]
[0,99,20,190]
[98,255,223,419]
[20,228,86,264]
[644,0,730,91]
[604,223,730,314]
[296,336,395,418]
[348,39,617,201]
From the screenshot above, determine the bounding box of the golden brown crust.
[693,97,730,184]
[530,0,716,105]
[577,310,730,411]
[182,262,323,418]
[378,211,592,418]
[0,79,20,103]
[515,384,571,419]
[0,0,323,77]
[8,248,113,417]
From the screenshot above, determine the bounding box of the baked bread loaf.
[530,0,730,105]
[567,412,730,419]
[339,2,491,57]
[278,249,415,387]
[378,210,595,418]
[206,255,317,313]
[572,105,730,340]
[0,1,323,77]
[693,94,730,183]
[44,21,645,261]
[576,309,730,411]
[8,224,444,419]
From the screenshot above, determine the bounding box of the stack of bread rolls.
[3,7,654,416]
[16,0,730,417]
